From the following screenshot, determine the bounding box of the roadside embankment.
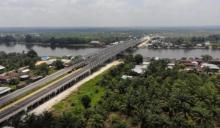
[30,60,122,115]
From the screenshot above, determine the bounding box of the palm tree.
[58,112,85,128]
[87,114,104,128]
[39,111,55,128]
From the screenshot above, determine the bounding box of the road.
[0,39,141,123]
[0,48,106,107]
[0,61,83,107]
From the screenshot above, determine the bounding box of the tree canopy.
[3,55,220,128]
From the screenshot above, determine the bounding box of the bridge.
[0,39,142,123]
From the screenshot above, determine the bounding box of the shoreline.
[0,42,105,48]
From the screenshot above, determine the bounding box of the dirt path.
[30,60,122,115]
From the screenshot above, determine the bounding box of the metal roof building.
[0,87,11,95]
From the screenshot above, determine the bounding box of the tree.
[36,63,49,76]
[23,114,41,128]
[81,95,91,109]
[54,60,64,70]
[9,78,19,85]
[58,113,85,128]
[38,112,55,128]
[27,50,38,58]
[134,54,143,64]
[25,35,34,43]
[87,114,104,128]
[201,55,213,62]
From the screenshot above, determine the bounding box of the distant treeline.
[164,34,220,45]
[0,35,16,43]
[0,34,130,46]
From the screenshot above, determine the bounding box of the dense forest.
[2,55,220,128]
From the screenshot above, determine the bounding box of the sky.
[0,0,220,27]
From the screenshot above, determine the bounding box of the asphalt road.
[0,40,141,123]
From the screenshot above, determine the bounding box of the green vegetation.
[3,55,220,128]
[81,95,92,109]
[201,54,213,62]
[0,50,40,71]
[53,60,64,70]
[0,32,133,47]
[164,34,220,47]
[134,54,143,65]
[53,71,106,116]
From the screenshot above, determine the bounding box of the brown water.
[0,44,102,57]
[135,48,220,59]
[1,44,220,59]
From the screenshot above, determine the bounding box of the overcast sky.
[0,0,219,27]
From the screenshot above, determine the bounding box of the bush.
[81,95,91,109]
[9,78,19,85]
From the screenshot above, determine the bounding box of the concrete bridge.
[0,39,141,123]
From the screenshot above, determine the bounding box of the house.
[30,76,43,82]
[209,60,220,65]
[143,61,150,66]
[0,65,6,73]
[0,87,11,95]
[196,44,203,47]
[121,75,133,80]
[35,61,47,66]
[47,59,57,65]
[20,75,30,81]
[0,75,9,83]
[181,60,198,68]
[111,42,119,45]
[90,41,101,44]
[167,63,175,69]
[21,69,30,74]
[204,41,211,46]
[132,65,148,74]
[41,56,50,61]
[154,57,160,61]
[61,59,72,66]
[0,71,19,83]
[0,65,5,70]
[201,63,220,73]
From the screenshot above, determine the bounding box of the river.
[0,44,102,57]
[135,48,220,59]
[1,44,220,59]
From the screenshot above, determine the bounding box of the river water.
[1,44,220,59]
[0,44,102,57]
[134,48,220,59]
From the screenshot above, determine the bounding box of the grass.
[52,70,107,116]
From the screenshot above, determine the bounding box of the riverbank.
[0,43,102,56]
[135,48,220,59]
[1,42,104,48]
[30,60,122,115]
[2,43,220,58]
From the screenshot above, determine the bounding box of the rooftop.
[201,63,220,70]
[0,65,6,70]
[41,56,50,61]
[132,65,148,74]
[0,87,11,95]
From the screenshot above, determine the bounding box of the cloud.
[0,0,219,27]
